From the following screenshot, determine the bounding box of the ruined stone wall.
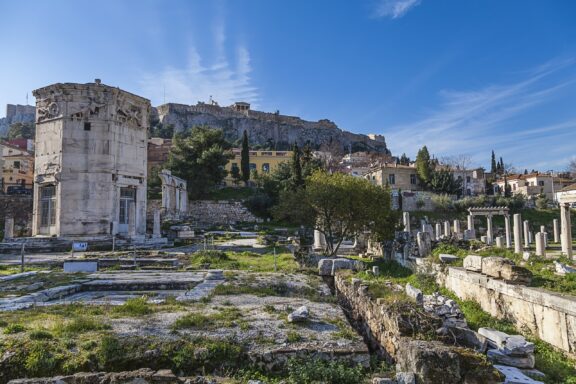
[334,273,500,383]
[0,195,32,236]
[154,103,390,153]
[441,267,576,356]
[188,200,261,226]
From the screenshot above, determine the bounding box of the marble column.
[403,212,410,232]
[523,220,530,247]
[453,220,461,235]
[535,232,546,257]
[495,236,503,248]
[467,215,474,231]
[486,215,493,245]
[152,210,161,239]
[435,223,442,240]
[444,221,451,237]
[128,202,136,237]
[553,219,560,243]
[3,217,14,240]
[560,203,573,259]
[504,215,512,249]
[313,230,326,251]
[513,214,523,254]
[540,225,547,248]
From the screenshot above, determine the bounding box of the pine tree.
[241,130,250,185]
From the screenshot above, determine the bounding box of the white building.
[32,80,150,238]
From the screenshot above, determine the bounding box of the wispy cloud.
[139,17,259,108]
[373,0,421,19]
[384,58,576,170]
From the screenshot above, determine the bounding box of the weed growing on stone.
[189,250,299,272]
[172,306,243,330]
[112,297,152,316]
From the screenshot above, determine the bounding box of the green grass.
[172,306,243,330]
[111,297,153,316]
[286,330,302,343]
[189,250,299,273]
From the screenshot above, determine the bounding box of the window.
[538,181,545,187]
[40,185,56,226]
[410,174,416,185]
[466,176,471,183]
[262,163,270,173]
[231,163,239,171]
[388,174,396,185]
[13,161,20,169]
[249,163,257,171]
[84,122,91,131]
[119,187,136,225]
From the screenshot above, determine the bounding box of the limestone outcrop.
[153,103,390,153]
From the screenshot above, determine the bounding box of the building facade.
[32,81,150,238]
[495,173,572,201]
[223,149,292,186]
[449,168,486,196]
[363,163,421,192]
[1,143,34,193]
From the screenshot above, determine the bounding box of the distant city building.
[363,163,421,192]
[1,142,34,192]
[447,167,486,196]
[223,149,292,186]
[32,80,150,238]
[495,173,572,201]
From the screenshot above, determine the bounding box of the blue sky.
[1,0,575,171]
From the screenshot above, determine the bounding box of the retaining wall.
[441,266,576,355]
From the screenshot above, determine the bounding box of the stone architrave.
[444,221,451,238]
[3,217,14,240]
[435,223,442,240]
[504,215,511,249]
[513,214,522,254]
[486,215,493,245]
[553,219,560,243]
[128,201,136,237]
[403,212,410,232]
[523,221,530,247]
[467,215,474,231]
[313,230,326,251]
[560,203,573,258]
[535,232,545,257]
[152,209,161,239]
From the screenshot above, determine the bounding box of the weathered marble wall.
[442,267,576,355]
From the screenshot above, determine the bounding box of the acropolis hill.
[152,101,390,153]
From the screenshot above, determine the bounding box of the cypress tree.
[292,143,303,189]
[415,146,432,187]
[490,150,497,174]
[241,130,250,185]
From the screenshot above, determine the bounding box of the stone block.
[501,264,532,285]
[405,283,423,305]
[463,255,483,272]
[331,258,355,275]
[449,326,488,352]
[63,260,98,273]
[287,305,309,323]
[481,257,514,279]
[439,254,459,263]
[318,259,334,276]
[493,365,544,384]
[487,349,535,369]
[395,372,416,384]
[478,327,509,346]
[372,378,395,384]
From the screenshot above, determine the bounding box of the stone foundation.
[441,267,576,356]
[334,273,501,383]
[188,200,261,227]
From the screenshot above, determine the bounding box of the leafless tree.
[569,158,576,177]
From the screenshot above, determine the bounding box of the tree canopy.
[273,171,398,256]
[165,126,233,199]
[7,122,35,140]
[428,169,463,196]
[415,146,433,187]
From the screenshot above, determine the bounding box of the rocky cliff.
[0,104,35,137]
[152,102,390,153]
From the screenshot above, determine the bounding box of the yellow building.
[224,149,292,186]
[1,143,34,193]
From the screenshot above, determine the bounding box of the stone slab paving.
[494,365,544,384]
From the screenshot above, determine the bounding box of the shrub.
[25,341,58,377]
[3,323,26,334]
[287,358,365,384]
[112,297,152,316]
[432,194,453,211]
[97,335,124,369]
[287,331,302,343]
[29,329,54,340]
